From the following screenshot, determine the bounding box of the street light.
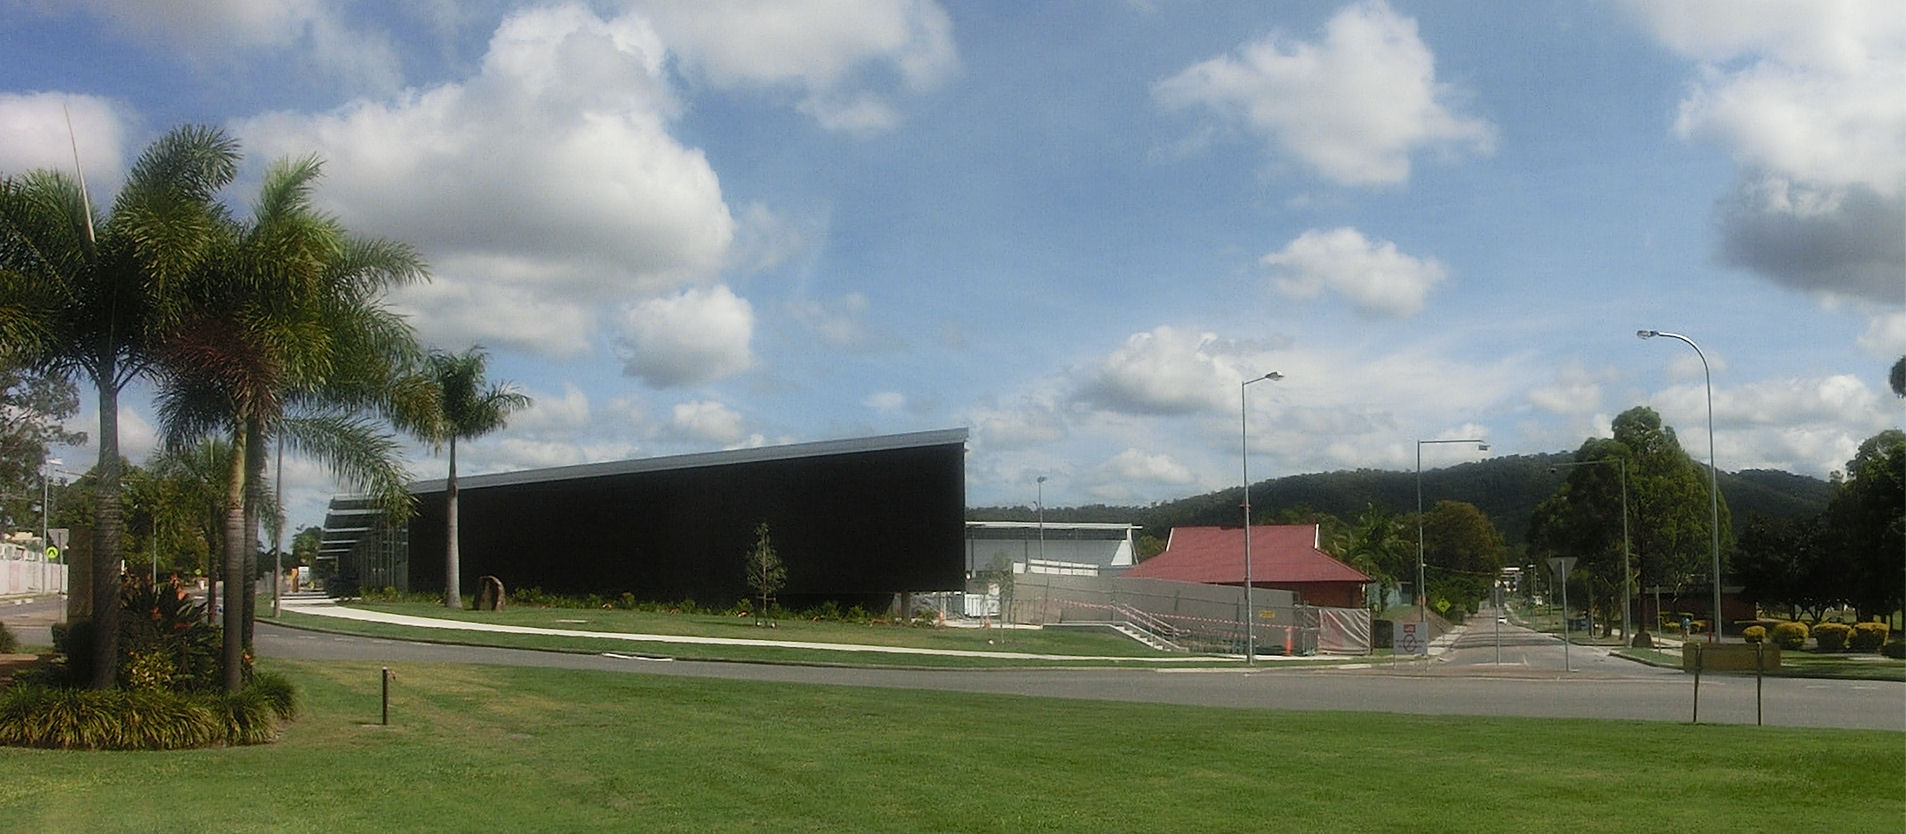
[1417,439,1489,643]
[1240,371,1284,665]
[1550,458,1632,644]
[1638,329,1723,643]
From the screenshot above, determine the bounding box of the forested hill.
[968,454,1835,549]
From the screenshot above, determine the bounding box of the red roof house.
[1123,524,1371,608]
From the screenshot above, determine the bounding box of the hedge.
[1769,621,1809,651]
[1849,622,1890,652]
[1812,622,1852,652]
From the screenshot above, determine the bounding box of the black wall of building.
[405,441,966,605]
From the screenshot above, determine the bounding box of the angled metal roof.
[407,427,969,495]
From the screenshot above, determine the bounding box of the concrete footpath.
[280,594,1287,664]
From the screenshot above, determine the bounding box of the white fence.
[1,541,67,596]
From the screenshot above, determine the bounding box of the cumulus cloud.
[36,0,403,91]
[0,92,128,183]
[1528,362,1613,416]
[863,391,907,412]
[236,4,736,359]
[1625,0,1906,304]
[1645,372,1892,477]
[965,395,1067,451]
[1101,448,1196,487]
[1075,326,1258,416]
[1259,227,1447,317]
[616,285,755,387]
[633,0,957,135]
[1154,0,1494,185]
[666,399,747,444]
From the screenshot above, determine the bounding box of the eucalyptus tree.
[399,347,529,609]
[157,155,424,691]
[1528,437,1634,633]
[0,125,238,689]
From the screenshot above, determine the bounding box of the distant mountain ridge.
[969,453,1834,550]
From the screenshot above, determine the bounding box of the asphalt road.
[8,596,1901,731]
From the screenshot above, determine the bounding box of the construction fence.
[962,572,1372,655]
[1,540,67,596]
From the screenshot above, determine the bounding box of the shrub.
[0,621,16,654]
[1741,625,1767,644]
[1813,622,1852,651]
[1849,622,1890,652]
[1770,621,1809,650]
[1883,639,1906,660]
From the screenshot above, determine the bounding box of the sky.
[3,0,1902,533]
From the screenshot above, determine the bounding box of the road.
[8,596,1902,731]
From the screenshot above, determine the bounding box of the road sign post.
[1547,556,1578,672]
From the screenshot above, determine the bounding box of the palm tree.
[401,347,529,609]
[156,155,424,690]
[0,126,238,689]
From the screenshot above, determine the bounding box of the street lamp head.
[1264,371,1284,381]
[1036,475,1047,484]
[1636,329,1658,339]
[1477,443,1490,452]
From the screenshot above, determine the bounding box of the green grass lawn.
[269,603,1311,669]
[1,659,1898,833]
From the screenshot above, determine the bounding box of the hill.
[969,453,1834,550]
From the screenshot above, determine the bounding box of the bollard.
[1691,644,1703,724]
[381,667,390,726]
[1754,642,1764,726]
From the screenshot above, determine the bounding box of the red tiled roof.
[1123,524,1372,585]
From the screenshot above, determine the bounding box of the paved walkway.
[280,594,1295,663]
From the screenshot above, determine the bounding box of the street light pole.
[1638,329,1723,643]
[1551,458,1631,643]
[1240,371,1284,666]
[1417,439,1488,643]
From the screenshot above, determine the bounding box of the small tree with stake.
[744,522,786,626]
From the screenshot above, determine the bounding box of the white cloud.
[616,285,755,387]
[633,0,957,134]
[0,92,128,183]
[1075,326,1255,416]
[42,0,403,91]
[1259,227,1447,317]
[1858,311,1906,355]
[667,400,747,444]
[1101,448,1196,486]
[1644,373,1892,477]
[1154,0,1494,185]
[236,3,736,358]
[510,383,591,436]
[1625,0,1906,303]
[965,395,1067,451]
[1528,362,1612,416]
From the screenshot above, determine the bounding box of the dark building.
[326,428,967,607]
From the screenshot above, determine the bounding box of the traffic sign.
[1546,556,1577,580]
[1394,620,1427,656]
[44,546,59,563]
[48,527,69,549]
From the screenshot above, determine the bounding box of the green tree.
[1824,430,1904,621]
[1419,500,1504,615]
[0,125,239,689]
[1343,504,1408,610]
[744,521,787,623]
[1527,438,1634,634]
[0,366,86,532]
[1608,407,1733,613]
[157,155,423,690]
[1734,512,1837,622]
[397,346,529,609]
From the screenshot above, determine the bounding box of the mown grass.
[269,603,1317,669]
[0,658,1898,833]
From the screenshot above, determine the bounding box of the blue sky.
[4,0,1901,531]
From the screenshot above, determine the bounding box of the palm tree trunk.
[242,419,264,647]
[88,370,124,690]
[444,436,461,609]
[221,427,249,693]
